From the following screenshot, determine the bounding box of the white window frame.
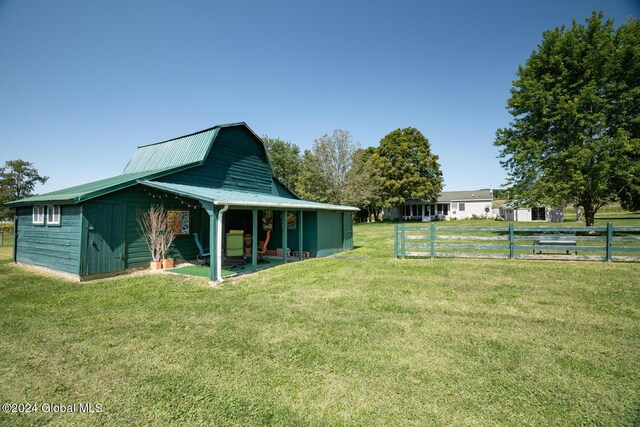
[32,206,45,224]
[47,205,61,225]
[459,202,466,212]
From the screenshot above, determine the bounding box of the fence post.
[606,222,613,262]
[401,224,406,259]
[394,224,398,259]
[430,222,435,259]
[509,222,515,259]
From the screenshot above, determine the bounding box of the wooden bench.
[532,233,577,255]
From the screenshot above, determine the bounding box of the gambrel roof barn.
[6,122,357,282]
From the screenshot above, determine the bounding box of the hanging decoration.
[287,212,297,230]
[168,210,190,235]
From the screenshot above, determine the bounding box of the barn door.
[84,203,126,275]
[343,212,353,250]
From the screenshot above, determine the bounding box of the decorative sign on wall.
[168,210,190,235]
[287,212,297,230]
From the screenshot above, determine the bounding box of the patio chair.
[225,230,245,269]
[193,233,209,264]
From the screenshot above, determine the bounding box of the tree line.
[263,127,443,222]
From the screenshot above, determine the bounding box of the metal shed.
[6,122,358,282]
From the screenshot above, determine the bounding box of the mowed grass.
[1,218,640,426]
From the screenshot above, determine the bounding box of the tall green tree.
[495,12,640,226]
[0,160,49,220]
[344,147,383,222]
[311,129,359,205]
[262,136,302,192]
[374,127,443,208]
[295,149,332,202]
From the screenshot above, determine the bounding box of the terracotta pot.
[162,258,174,269]
[150,261,163,270]
[243,234,252,246]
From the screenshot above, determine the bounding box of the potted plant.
[137,204,175,270]
[160,227,176,269]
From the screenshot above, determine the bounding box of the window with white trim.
[47,205,61,225]
[458,203,466,211]
[32,206,45,224]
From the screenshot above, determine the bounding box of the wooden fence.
[393,223,640,262]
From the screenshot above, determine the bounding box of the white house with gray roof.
[384,189,494,221]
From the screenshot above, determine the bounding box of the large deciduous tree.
[295,149,332,203]
[0,160,49,220]
[262,136,302,192]
[374,127,443,208]
[309,129,358,204]
[495,12,640,226]
[344,147,384,222]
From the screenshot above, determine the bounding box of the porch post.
[200,201,218,283]
[298,210,303,261]
[252,209,258,269]
[282,209,287,263]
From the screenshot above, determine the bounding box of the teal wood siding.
[15,205,82,274]
[272,180,298,199]
[83,203,126,275]
[316,211,345,257]
[343,212,353,250]
[303,211,318,257]
[85,185,206,272]
[158,127,274,194]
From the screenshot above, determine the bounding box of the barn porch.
[140,181,356,284]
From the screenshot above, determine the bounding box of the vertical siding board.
[316,211,345,257]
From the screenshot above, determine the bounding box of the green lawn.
[1,218,639,426]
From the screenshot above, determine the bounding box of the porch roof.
[139,181,359,212]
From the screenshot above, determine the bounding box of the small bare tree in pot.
[136,204,176,270]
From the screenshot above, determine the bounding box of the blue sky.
[0,0,638,194]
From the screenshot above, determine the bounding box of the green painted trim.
[298,210,303,261]
[209,208,217,282]
[282,209,287,264]
[13,215,18,263]
[252,209,258,269]
[78,205,88,275]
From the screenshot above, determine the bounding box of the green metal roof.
[121,122,264,174]
[140,181,359,211]
[4,165,197,207]
[122,128,218,174]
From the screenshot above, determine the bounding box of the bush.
[495,216,505,221]
[0,222,13,235]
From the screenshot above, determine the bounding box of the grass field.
[1,216,639,426]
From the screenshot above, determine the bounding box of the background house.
[384,189,494,221]
[6,122,357,282]
[498,204,564,222]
